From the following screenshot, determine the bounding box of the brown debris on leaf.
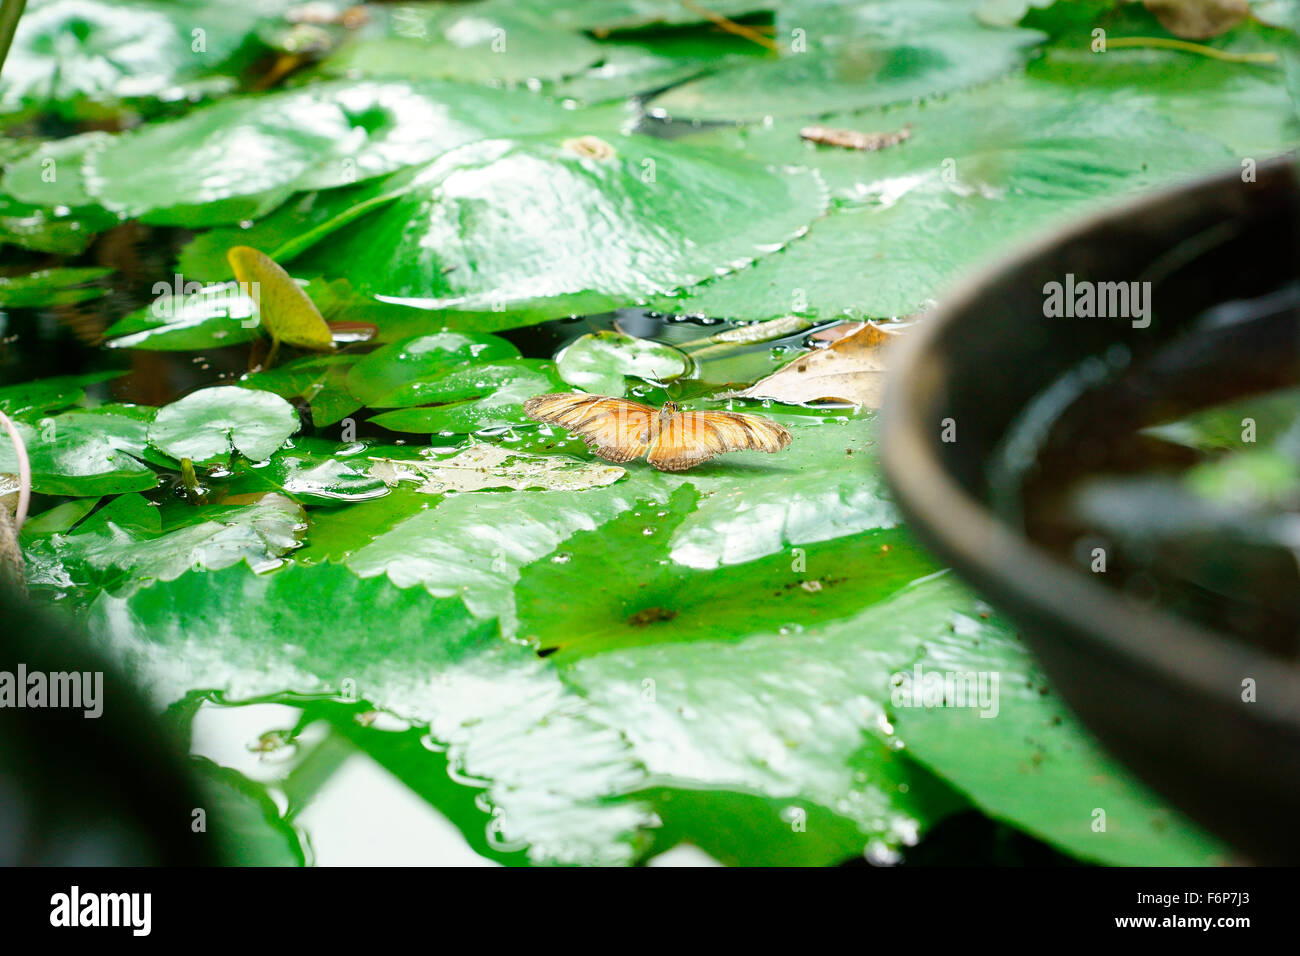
[1142,0,1249,40]
[738,322,903,408]
[799,125,912,152]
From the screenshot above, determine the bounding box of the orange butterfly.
[523,393,792,472]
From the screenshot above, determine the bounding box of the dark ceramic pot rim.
[879,162,1300,735]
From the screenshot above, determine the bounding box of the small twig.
[1103,36,1277,64]
[681,0,778,52]
[0,409,30,530]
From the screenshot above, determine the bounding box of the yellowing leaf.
[738,323,902,408]
[227,246,334,351]
[1142,0,1249,40]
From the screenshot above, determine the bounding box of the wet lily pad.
[239,355,360,428]
[654,81,1237,320]
[0,0,269,120]
[149,387,300,464]
[0,371,125,420]
[295,134,827,310]
[345,332,522,407]
[323,5,604,84]
[105,282,262,351]
[25,493,306,596]
[80,80,585,226]
[556,331,688,397]
[647,0,1045,121]
[252,441,391,504]
[0,407,158,496]
[366,358,564,434]
[0,266,111,308]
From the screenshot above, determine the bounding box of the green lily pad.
[345,332,522,407]
[0,193,110,254]
[0,0,268,120]
[550,31,771,105]
[647,0,1045,121]
[81,79,585,226]
[24,493,306,596]
[495,0,775,33]
[149,387,300,464]
[296,134,827,310]
[104,281,263,351]
[0,267,111,308]
[556,330,688,397]
[0,407,158,496]
[654,80,1237,320]
[239,355,361,428]
[368,361,565,434]
[251,440,390,504]
[2,130,114,210]
[0,371,123,420]
[175,176,414,283]
[516,484,934,655]
[323,5,604,84]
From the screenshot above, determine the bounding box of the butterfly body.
[523,393,792,472]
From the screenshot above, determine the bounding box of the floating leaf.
[495,0,775,32]
[323,5,604,84]
[25,493,306,596]
[654,81,1236,320]
[295,135,827,310]
[149,387,300,464]
[105,281,262,351]
[80,80,587,226]
[251,441,390,504]
[0,371,123,420]
[0,266,111,308]
[239,355,360,428]
[2,131,114,208]
[739,324,900,407]
[366,359,564,434]
[345,332,521,407]
[0,0,267,119]
[0,408,157,496]
[175,176,413,282]
[550,30,770,105]
[370,443,627,494]
[647,1,1045,121]
[517,485,933,656]
[556,331,688,397]
[228,246,333,351]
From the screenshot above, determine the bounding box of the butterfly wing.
[523,393,656,463]
[646,410,792,472]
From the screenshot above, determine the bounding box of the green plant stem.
[0,0,27,79]
[1105,36,1278,65]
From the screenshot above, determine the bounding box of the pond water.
[1003,283,1300,660]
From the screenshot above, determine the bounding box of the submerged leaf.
[370,444,626,494]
